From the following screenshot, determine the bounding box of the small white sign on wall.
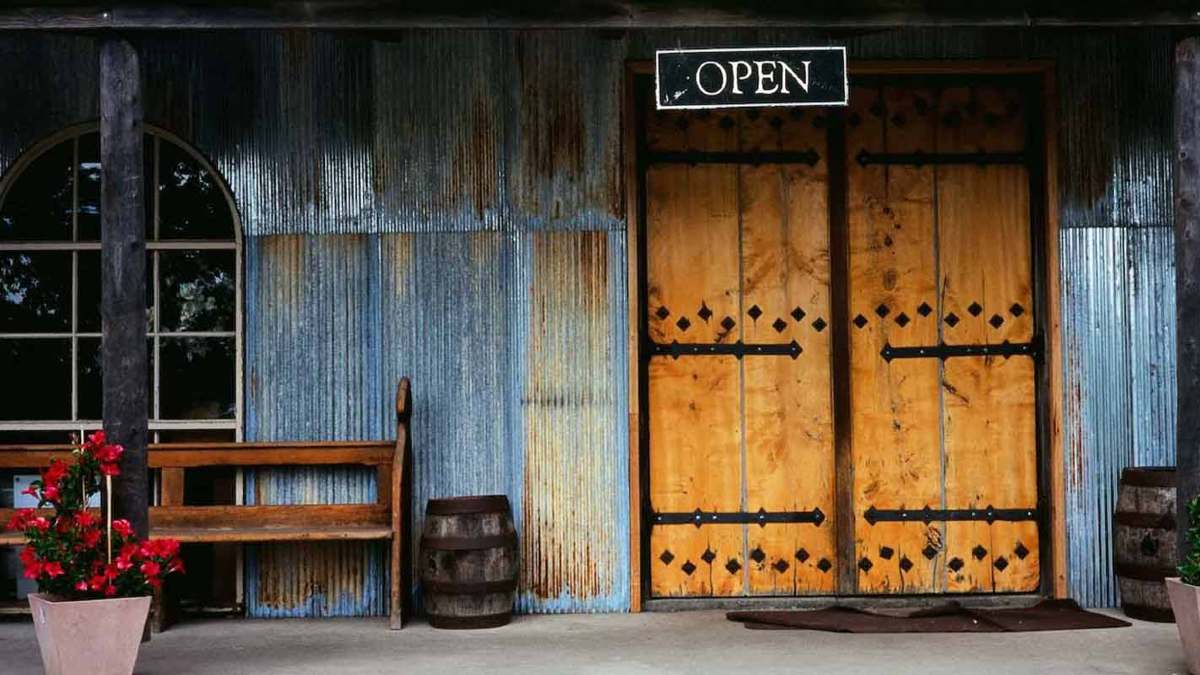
[13,474,100,508]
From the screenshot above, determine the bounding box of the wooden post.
[1177,37,1200,557]
[100,38,150,539]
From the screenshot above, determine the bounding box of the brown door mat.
[727,599,1132,633]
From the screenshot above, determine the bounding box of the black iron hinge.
[650,340,802,360]
[880,340,1040,362]
[652,507,826,528]
[855,149,1029,167]
[863,505,1037,525]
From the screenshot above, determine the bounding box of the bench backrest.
[0,378,412,531]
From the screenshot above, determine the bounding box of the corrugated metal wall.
[0,26,1178,612]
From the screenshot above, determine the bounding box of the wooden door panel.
[848,85,945,593]
[740,142,836,596]
[645,164,740,345]
[647,356,742,597]
[936,83,1038,593]
[644,76,1042,600]
[650,523,745,597]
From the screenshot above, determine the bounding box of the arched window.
[0,124,241,445]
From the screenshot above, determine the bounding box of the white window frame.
[0,122,243,443]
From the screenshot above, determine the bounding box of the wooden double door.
[641,73,1043,598]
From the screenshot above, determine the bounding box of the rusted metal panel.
[242,234,385,617]
[517,231,629,612]
[375,231,631,613]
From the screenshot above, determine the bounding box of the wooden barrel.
[1114,466,1177,622]
[420,495,518,629]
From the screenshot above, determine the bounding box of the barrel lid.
[1121,466,1176,488]
[427,494,511,515]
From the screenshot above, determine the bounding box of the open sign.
[655,46,848,110]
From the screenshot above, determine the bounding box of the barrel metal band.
[880,341,1039,362]
[855,149,1029,167]
[1115,562,1177,581]
[652,507,825,528]
[421,532,517,551]
[422,578,518,594]
[650,340,802,360]
[428,612,511,629]
[426,495,511,515]
[863,505,1037,525]
[1113,511,1176,529]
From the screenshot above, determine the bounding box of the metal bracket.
[652,507,826,528]
[880,340,1039,362]
[650,340,802,360]
[855,149,1028,167]
[863,505,1037,525]
[647,149,821,166]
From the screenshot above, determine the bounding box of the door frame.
[624,59,1064,611]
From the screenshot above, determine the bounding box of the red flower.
[22,562,41,579]
[140,560,161,577]
[6,508,34,531]
[167,557,186,574]
[81,528,102,548]
[42,460,68,486]
[96,443,124,464]
[104,584,117,597]
[111,519,134,538]
[42,561,64,578]
[42,484,60,502]
[31,517,51,532]
[87,430,107,447]
[74,511,96,528]
[20,484,37,497]
[75,581,89,592]
[99,462,121,477]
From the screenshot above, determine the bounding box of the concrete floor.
[0,609,1187,674]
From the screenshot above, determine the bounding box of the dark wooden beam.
[1177,36,1200,558]
[0,2,1199,30]
[100,37,149,539]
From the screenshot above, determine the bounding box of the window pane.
[0,430,77,446]
[160,337,234,419]
[77,250,153,333]
[0,252,71,332]
[0,339,70,420]
[158,142,234,240]
[76,133,100,241]
[77,337,153,420]
[159,250,235,333]
[0,139,73,241]
[76,132,157,242]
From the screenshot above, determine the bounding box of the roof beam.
[0,3,1197,30]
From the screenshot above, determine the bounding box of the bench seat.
[0,377,412,630]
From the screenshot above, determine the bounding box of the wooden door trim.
[623,59,1065,607]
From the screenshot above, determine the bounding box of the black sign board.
[655,47,847,110]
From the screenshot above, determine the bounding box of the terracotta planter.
[28,593,151,675]
[1168,578,1200,674]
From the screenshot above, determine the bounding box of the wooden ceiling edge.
[0,8,1197,31]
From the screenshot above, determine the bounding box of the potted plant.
[1169,495,1200,674]
[5,431,184,675]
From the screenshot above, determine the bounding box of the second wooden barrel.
[420,495,518,629]
[1114,466,1177,622]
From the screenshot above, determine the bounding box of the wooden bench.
[0,378,412,630]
